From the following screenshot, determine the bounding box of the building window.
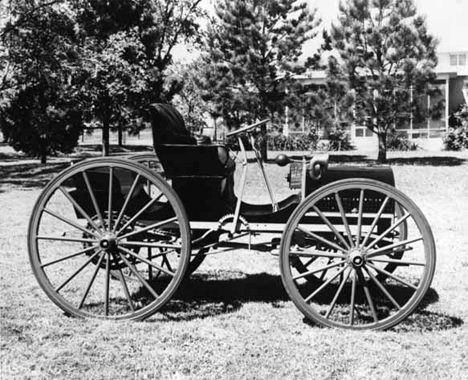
[450,54,467,66]
[354,127,374,138]
[459,54,466,66]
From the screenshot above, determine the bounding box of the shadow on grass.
[0,162,71,193]
[76,144,153,154]
[154,271,462,331]
[157,271,288,321]
[300,286,463,332]
[0,145,154,193]
[386,156,467,166]
[260,154,467,167]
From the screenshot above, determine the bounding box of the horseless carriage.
[28,104,436,330]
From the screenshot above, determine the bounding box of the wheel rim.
[280,179,436,330]
[28,158,190,320]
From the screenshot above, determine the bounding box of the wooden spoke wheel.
[128,153,207,276]
[280,179,435,330]
[28,158,191,320]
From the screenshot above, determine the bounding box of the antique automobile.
[28,104,436,330]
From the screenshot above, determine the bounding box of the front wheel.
[280,179,435,330]
[28,158,191,320]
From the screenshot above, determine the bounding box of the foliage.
[171,61,211,134]
[267,131,319,151]
[75,0,205,155]
[200,0,319,127]
[386,130,419,151]
[327,128,353,151]
[0,0,86,163]
[196,0,320,160]
[444,104,468,151]
[325,0,438,162]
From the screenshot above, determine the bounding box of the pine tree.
[200,0,319,160]
[327,0,438,162]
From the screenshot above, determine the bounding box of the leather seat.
[149,103,235,179]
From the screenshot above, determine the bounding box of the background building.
[287,51,468,151]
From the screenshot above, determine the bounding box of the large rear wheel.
[28,158,191,320]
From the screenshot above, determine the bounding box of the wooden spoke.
[148,248,156,279]
[293,260,347,280]
[108,167,113,231]
[365,267,401,310]
[366,236,423,258]
[356,189,364,246]
[335,192,354,247]
[112,174,141,233]
[104,253,110,316]
[319,258,333,281]
[366,212,411,249]
[357,269,378,322]
[289,250,344,259]
[367,263,418,290]
[369,257,425,266]
[117,251,159,299]
[119,241,181,250]
[325,268,352,318]
[312,205,351,250]
[119,246,175,277]
[301,256,319,269]
[118,217,178,240]
[41,245,98,268]
[117,193,164,234]
[37,235,96,244]
[55,250,102,293]
[304,265,348,303]
[312,205,351,249]
[59,186,102,233]
[349,270,356,326]
[79,251,105,309]
[115,266,135,312]
[296,226,348,253]
[43,208,101,239]
[361,196,390,248]
[162,255,173,273]
[82,171,105,229]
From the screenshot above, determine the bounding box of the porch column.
[284,106,289,137]
[445,76,450,131]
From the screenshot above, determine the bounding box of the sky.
[309,0,468,52]
[174,0,468,60]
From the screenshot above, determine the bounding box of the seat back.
[149,103,231,179]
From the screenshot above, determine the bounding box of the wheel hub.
[99,234,117,252]
[348,249,366,268]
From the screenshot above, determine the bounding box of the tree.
[0,0,86,163]
[170,61,210,135]
[200,0,319,160]
[75,0,205,155]
[327,0,438,162]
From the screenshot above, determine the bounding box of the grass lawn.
[1,144,468,380]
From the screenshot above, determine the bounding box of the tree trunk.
[117,124,123,147]
[40,151,47,164]
[377,131,387,163]
[102,121,110,156]
[260,124,268,162]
